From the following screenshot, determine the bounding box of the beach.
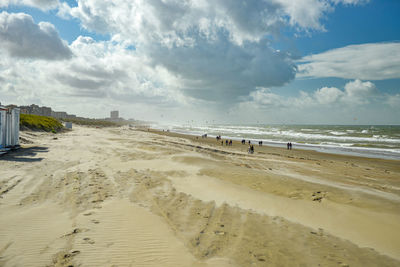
[1,125,400,266]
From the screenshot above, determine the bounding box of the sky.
[0,0,399,125]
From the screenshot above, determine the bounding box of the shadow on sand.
[0,146,48,162]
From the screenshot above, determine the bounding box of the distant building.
[5,104,18,110]
[4,103,81,122]
[30,104,40,115]
[52,111,67,119]
[66,114,77,119]
[19,105,31,114]
[19,104,52,117]
[110,110,119,119]
[41,106,52,117]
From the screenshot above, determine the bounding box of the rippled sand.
[0,126,399,266]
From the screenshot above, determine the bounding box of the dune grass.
[20,114,64,133]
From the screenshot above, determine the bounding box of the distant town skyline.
[0,1,399,124]
[1,103,126,123]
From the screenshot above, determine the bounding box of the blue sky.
[3,4,109,42]
[0,0,399,124]
[293,1,400,54]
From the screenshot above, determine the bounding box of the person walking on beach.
[289,142,292,150]
[287,142,290,150]
[248,144,254,154]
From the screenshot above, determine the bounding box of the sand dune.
[0,126,399,266]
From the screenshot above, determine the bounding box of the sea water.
[153,124,400,160]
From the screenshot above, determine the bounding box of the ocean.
[152,124,400,160]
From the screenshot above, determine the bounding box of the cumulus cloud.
[279,0,331,30]
[314,86,344,104]
[0,0,59,10]
[0,11,72,60]
[297,42,400,80]
[0,35,184,112]
[146,36,297,101]
[63,0,366,40]
[247,79,387,109]
[55,0,367,103]
[59,0,297,101]
[246,87,286,107]
[344,79,377,98]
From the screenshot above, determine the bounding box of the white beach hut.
[10,108,20,146]
[0,106,20,151]
[65,122,72,129]
[0,107,6,149]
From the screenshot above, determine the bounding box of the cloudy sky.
[0,0,399,124]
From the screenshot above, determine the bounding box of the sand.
[0,126,399,267]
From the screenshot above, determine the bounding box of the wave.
[152,123,400,159]
[170,126,400,144]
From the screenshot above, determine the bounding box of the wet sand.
[0,126,399,266]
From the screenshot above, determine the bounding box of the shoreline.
[147,127,400,164]
[149,125,400,160]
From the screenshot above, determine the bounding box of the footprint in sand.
[311,191,326,202]
[63,228,85,237]
[91,219,100,224]
[63,250,80,259]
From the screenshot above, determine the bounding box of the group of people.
[248,144,254,154]
[209,133,293,152]
[240,140,255,153]
[222,139,233,146]
[287,142,293,150]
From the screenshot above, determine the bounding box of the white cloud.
[344,79,376,98]
[55,0,369,103]
[314,86,344,104]
[0,11,72,60]
[297,42,400,80]
[0,34,186,115]
[0,0,59,10]
[247,87,286,107]
[63,0,367,41]
[278,0,331,30]
[331,0,369,5]
[61,0,299,102]
[247,79,389,109]
[0,0,368,107]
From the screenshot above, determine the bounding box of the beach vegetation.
[20,114,64,132]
